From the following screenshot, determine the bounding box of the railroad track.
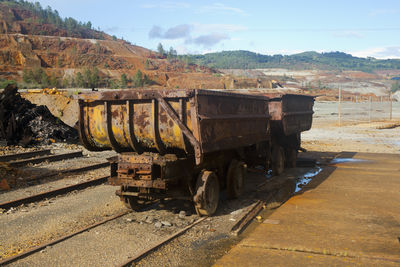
[0,190,272,266]
[118,199,268,266]
[8,151,83,167]
[0,156,287,266]
[0,149,52,162]
[118,217,208,267]
[0,202,207,266]
[1,149,111,187]
[24,162,109,183]
[0,210,207,266]
[120,175,299,265]
[0,211,130,266]
[0,175,110,210]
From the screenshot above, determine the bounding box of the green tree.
[83,68,91,87]
[120,73,128,88]
[62,76,72,88]
[22,69,33,83]
[40,71,49,86]
[143,74,152,86]
[82,68,99,88]
[0,79,17,89]
[89,67,100,88]
[157,43,165,57]
[49,74,58,87]
[108,79,119,89]
[75,72,85,88]
[133,70,143,87]
[167,47,177,60]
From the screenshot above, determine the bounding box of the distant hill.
[0,0,242,90]
[182,50,400,72]
[0,0,107,39]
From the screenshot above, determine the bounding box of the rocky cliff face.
[0,1,274,89]
[0,33,224,88]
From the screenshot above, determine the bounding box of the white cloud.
[174,45,190,55]
[148,23,245,47]
[149,24,192,39]
[352,46,400,59]
[198,3,246,15]
[192,23,247,33]
[104,26,120,33]
[186,33,230,47]
[141,2,190,9]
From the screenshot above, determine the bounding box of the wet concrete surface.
[329,157,370,164]
[294,167,322,193]
[216,152,400,266]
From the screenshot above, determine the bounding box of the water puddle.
[295,167,322,193]
[330,158,369,164]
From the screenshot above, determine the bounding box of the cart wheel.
[272,145,285,176]
[227,160,247,199]
[194,170,220,216]
[285,148,297,168]
[123,196,144,211]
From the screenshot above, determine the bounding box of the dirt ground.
[302,101,400,154]
[0,98,399,266]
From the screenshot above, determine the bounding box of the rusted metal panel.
[109,152,190,191]
[78,89,270,165]
[196,90,270,153]
[79,95,191,154]
[268,94,314,136]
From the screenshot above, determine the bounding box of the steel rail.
[0,211,129,266]
[118,217,208,267]
[230,200,265,236]
[9,151,83,167]
[24,162,109,182]
[0,176,109,210]
[0,149,52,162]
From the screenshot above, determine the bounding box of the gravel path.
[0,185,123,260]
[1,166,320,266]
[0,168,108,203]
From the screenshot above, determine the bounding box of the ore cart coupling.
[77,89,313,216]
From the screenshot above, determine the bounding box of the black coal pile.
[0,84,78,146]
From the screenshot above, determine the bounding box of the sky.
[27,0,400,58]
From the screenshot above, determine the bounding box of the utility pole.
[369,96,372,122]
[338,87,341,126]
[390,92,393,120]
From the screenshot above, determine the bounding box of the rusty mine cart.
[77,89,314,216]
